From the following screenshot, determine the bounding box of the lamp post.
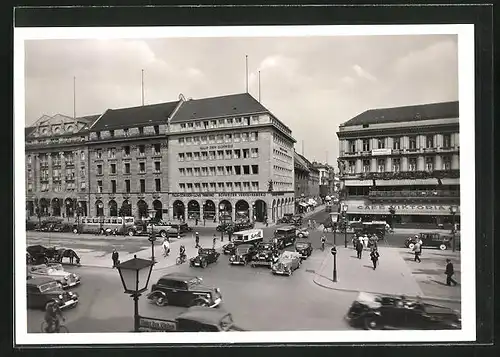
[219,203,225,242]
[331,245,338,282]
[148,210,157,263]
[449,205,458,252]
[65,201,71,222]
[389,205,396,229]
[116,255,154,332]
[342,204,348,248]
[98,202,104,234]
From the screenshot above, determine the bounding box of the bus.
[74,216,137,236]
[232,229,264,246]
[273,226,297,249]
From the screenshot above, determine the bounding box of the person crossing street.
[370,247,380,270]
[195,232,200,248]
[445,259,458,286]
[162,238,170,257]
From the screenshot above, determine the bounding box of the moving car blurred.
[294,241,313,259]
[250,241,279,268]
[404,232,455,251]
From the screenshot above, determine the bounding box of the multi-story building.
[294,150,310,199]
[87,100,181,219]
[312,162,336,198]
[167,93,296,223]
[297,153,320,199]
[336,101,460,227]
[25,113,100,219]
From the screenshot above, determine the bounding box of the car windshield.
[39,281,60,292]
[199,249,211,255]
[236,247,249,254]
[219,314,234,331]
[295,243,308,248]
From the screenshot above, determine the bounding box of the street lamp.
[116,255,154,332]
[449,205,458,252]
[388,205,396,229]
[65,201,71,222]
[342,204,348,248]
[331,245,338,282]
[148,210,157,263]
[97,202,104,234]
[219,203,225,242]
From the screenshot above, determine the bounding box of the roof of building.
[342,101,459,126]
[77,114,101,124]
[91,101,180,131]
[170,93,269,123]
[25,127,34,137]
[296,153,319,172]
[294,151,310,172]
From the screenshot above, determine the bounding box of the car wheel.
[128,230,135,237]
[408,243,415,250]
[155,296,167,307]
[201,260,208,269]
[298,233,303,238]
[364,316,380,330]
[194,299,210,307]
[160,231,167,238]
[439,244,447,251]
[72,228,78,234]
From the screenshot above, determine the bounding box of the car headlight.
[58,294,63,299]
[215,288,221,293]
[229,256,234,261]
[68,292,74,296]
[63,276,68,280]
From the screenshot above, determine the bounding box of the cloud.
[352,64,377,82]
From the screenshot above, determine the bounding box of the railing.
[341,170,460,180]
[369,190,460,198]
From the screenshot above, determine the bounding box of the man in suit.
[445,259,458,286]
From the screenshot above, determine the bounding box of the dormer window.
[138,127,144,135]
[123,128,129,136]
[109,130,114,138]
[180,124,186,130]
[154,125,160,135]
[96,131,101,139]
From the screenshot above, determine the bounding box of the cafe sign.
[347,203,460,215]
[138,316,177,332]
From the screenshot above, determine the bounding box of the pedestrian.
[352,234,358,249]
[162,238,170,257]
[265,216,268,227]
[445,259,458,286]
[195,217,199,226]
[212,235,217,249]
[413,240,422,263]
[111,249,119,268]
[203,217,206,226]
[312,220,317,229]
[370,247,380,270]
[308,219,311,228]
[356,240,363,259]
[195,232,200,248]
[362,235,369,249]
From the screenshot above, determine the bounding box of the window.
[209,151,216,160]
[409,136,417,150]
[139,162,146,173]
[179,168,185,176]
[363,159,370,173]
[377,159,385,173]
[96,150,102,159]
[227,118,233,126]
[242,132,249,142]
[110,164,116,174]
[123,128,129,136]
[201,167,208,176]
[194,152,200,161]
[154,161,161,172]
[243,116,250,125]
[209,167,216,176]
[251,148,259,158]
[138,145,145,155]
[193,136,200,145]
[243,149,250,159]
[209,135,215,144]
[216,135,224,144]
[97,165,103,175]
[111,180,117,193]
[225,150,232,159]
[252,116,259,124]
[217,166,225,175]
[178,153,185,161]
[234,133,241,142]
[226,182,233,191]
[210,182,216,191]
[243,182,250,191]
[210,120,217,128]
[179,138,185,146]
[28,183,33,192]
[393,137,401,150]
[203,121,209,129]
[217,182,225,191]
[443,134,451,148]
[125,180,130,193]
[226,166,233,175]
[235,118,242,125]
[195,122,202,129]
[234,149,241,159]
[137,127,144,134]
[443,156,452,170]
[425,157,434,171]
[201,136,207,144]
[233,165,241,175]
[186,137,192,145]
[96,132,101,139]
[201,152,208,160]
[154,125,160,135]
[188,122,194,129]
[392,158,401,172]
[348,140,356,152]
[409,158,417,171]
[154,144,161,154]
[194,168,201,176]
[140,179,146,193]
[251,132,259,141]
[186,153,192,161]
[202,182,209,191]
[80,151,85,160]
[234,182,241,191]
[225,134,232,143]
[155,179,161,192]
[179,183,186,191]
[186,168,193,176]
[251,181,259,191]
[362,139,370,151]
[377,138,385,149]
[348,160,355,174]
[218,119,225,127]
[426,135,434,148]
[243,165,250,175]
[97,180,103,193]
[108,148,116,158]
[124,146,130,156]
[109,130,115,138]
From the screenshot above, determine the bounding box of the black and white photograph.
[14,24,476,345]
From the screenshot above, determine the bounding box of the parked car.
[229,244,257,266]
[250,241,279,268]
[404,232,454,251]
[27,277,79,311]
[146,273,222,308]
[271,251,301,276]
[295,228,310,238]
[345,292,461,330]
[52,222,73,233]
[227,221,254,234]
[165,222,192,234]
[222,242,237,255]
[277,213,294,224]
[28,263,81,288]
[294,241,313,259]
[26,245,60,265]
[150,221,178,238]
[190,248,220,268]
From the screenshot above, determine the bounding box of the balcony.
[65,161,75,166]
[369,190,460,199]
[352,170,460,180]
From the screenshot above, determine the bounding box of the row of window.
[179,116,260,132]
[96,161,162,175]
[178,132,259,146]
[178,148,259,161]
[273,148,293,162]
[271,118,292,136]
[346,156,453,173]
[34,182,82,193]
[273,165,293,174]
[347,134,454,152]
[33,151,86,164]
[272,132,293,149]
[96,178,162,193]
[178,181,259,192]
[179,165,259,177]
[95,125,161,140]
[95,144,163,159]
[38,168,83,182]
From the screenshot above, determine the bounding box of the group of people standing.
[352,234,380,270]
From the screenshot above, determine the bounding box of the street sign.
[138,316,177,332]
[330,246,337,255]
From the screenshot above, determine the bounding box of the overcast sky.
[24,35,458,165]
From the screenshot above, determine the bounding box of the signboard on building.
[371,148,392,156]
[344,202,460,216]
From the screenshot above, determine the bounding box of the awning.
[375,179,438,186]
[441,178,460,185]
[344,180,373,187]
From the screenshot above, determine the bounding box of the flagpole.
[245,55,248,93]
[258,71,261,102]
[141,69,144,106]
[73,76,76,118]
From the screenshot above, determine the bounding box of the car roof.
[295,240,310,245]
[176,306,230,324]
[236,244,253,249]
[27,277,57,286]
[159,272,199,282]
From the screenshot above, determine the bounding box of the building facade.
[312,162,336,198]
[167,93,296,223]
[336,101,460,226]
[294,150,310,199]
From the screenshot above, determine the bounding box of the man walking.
[413,240,422,263]
[195,232,200,248]
[370,247,380,270]
[111,248,119,268]
[445,259,458,286]
[212,235,217,249]
[356,240,363,259]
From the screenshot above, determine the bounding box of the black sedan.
[222,242,237,255]
[345,292,461,330]
[294,241,313,259]
[190,248,220,268]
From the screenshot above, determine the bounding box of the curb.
[311,275,462,304]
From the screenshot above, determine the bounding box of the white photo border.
[14,24,476,345]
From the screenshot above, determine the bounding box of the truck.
[231,228,264,246]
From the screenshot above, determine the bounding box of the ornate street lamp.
[116,255,154,332]
[449,205,458,252]
[148,209,157,263]
[342,204,348,248]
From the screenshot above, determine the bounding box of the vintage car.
[345,292,461,330]
[222,242,237,255]
[296,228,310,238]
[28,263,81,288]
[229,244,257,265]
[225,221,255,234]
[277,213,294,224]
[250,241,279,268]
[190,248,220,268]
[27,277,79,310]
[291,215,303,225]
[138,306,245,332]
[146,273,222,308]
[216,222,233,232]
[404,232,454,251]
[149,221,178,238]
[271,251,302,276]
[295,241,313,259]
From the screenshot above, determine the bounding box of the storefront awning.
[345,180,373,187]
[375,179,438,186]
[441,178,460,185]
